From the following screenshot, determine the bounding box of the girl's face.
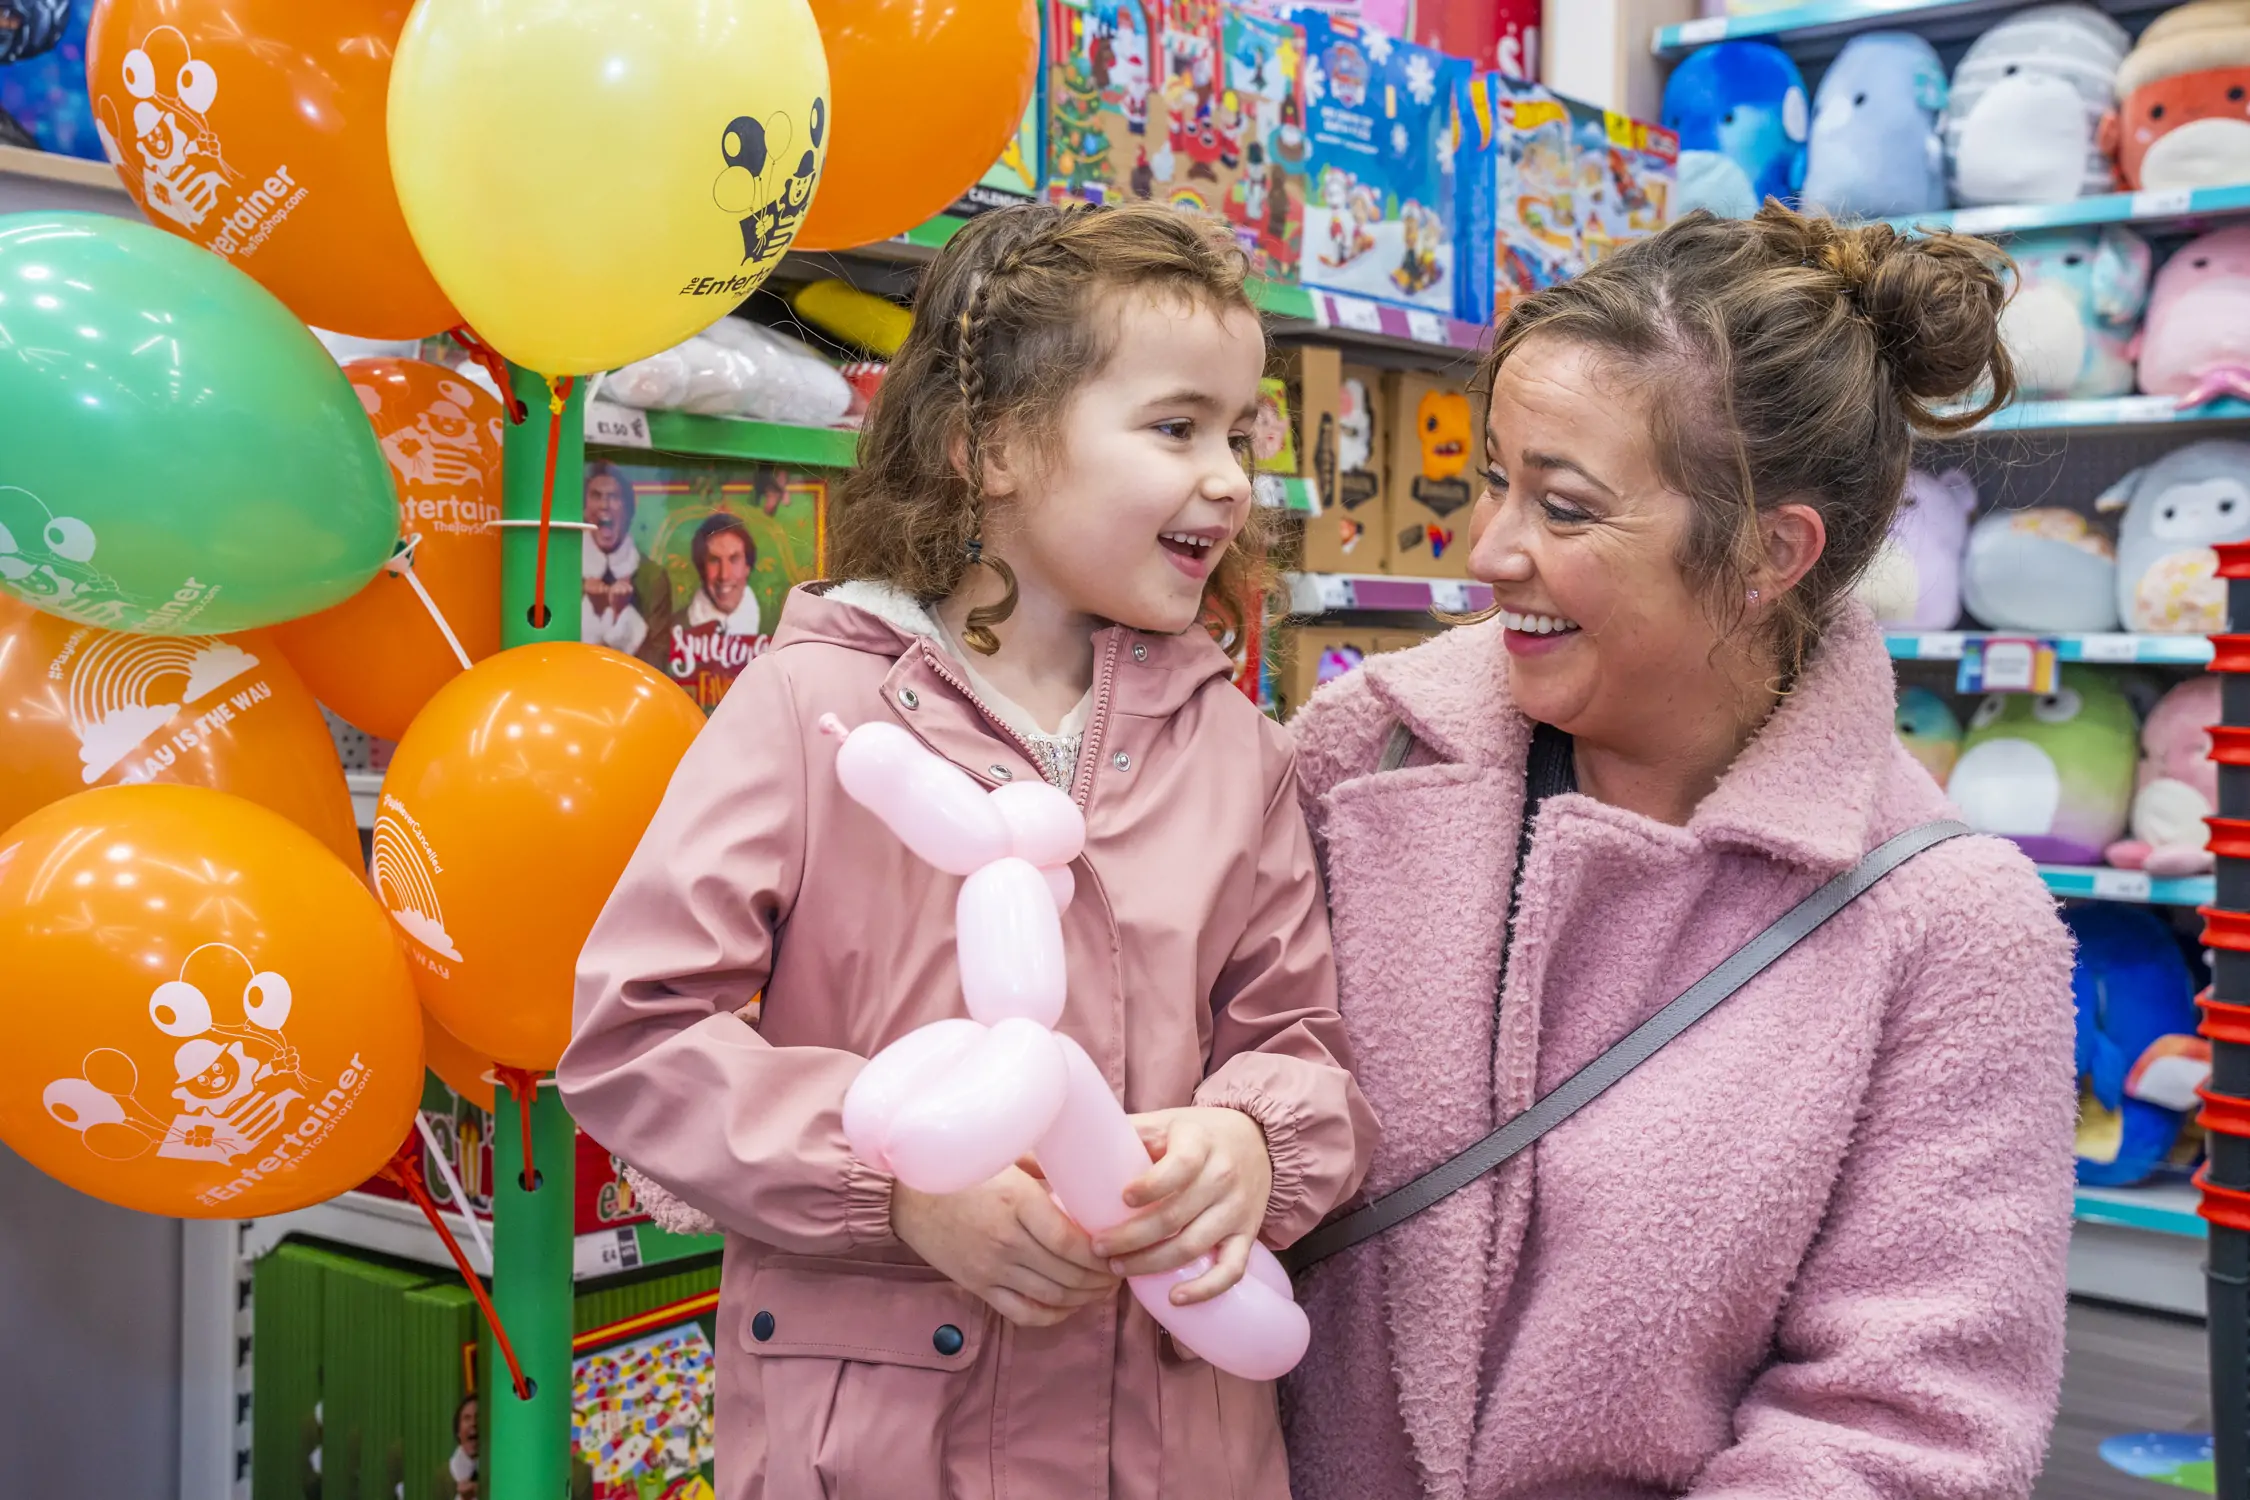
[1468,335,1741,745]
[987,290,1263,636]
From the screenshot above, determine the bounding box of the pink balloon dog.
[821,715,1311,1381]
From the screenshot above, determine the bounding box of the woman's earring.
[1747,588,1761,606]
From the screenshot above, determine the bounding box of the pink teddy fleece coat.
[558,582,1376,1500]
[1281,603,2078,1500]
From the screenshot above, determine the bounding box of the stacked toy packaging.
[1292,10,1468,314]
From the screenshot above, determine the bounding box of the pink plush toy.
[2105,675,2221,876]
[2136,226,2250,408]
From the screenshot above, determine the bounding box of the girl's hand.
[1093,1107,1273,1307]
[891,1168,1119,1329]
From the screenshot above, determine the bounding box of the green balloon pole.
[489,362,588,1499]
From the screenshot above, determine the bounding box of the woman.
[1284,206,2077,1499]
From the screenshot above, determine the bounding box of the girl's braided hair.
[832,200,1273,652]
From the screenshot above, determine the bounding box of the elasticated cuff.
[1193,1079,1312,1245]
[842,1152,899,1249]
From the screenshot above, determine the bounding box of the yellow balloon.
[387,0,830,376]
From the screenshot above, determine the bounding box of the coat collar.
[773,582,1237,722]
[1357,602,1901,873]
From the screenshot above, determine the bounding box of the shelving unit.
[2071,1182,2210,1316]
[2039,865,2214,908]
[1976,394,2250,434]
[1653,0,2169,61]
[1884,630,2215,666]
[241,1190,723,1285]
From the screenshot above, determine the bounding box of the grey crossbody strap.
[1284,802,1972,1276]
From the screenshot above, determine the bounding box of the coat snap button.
[1133,643,1149,662]
[1113,751,1131,771]
[898,688,920,710]
[933,1324,965,1356]
[989,765,1013,781]
[751,1311,776,1342]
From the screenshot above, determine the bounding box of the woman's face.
[1469,335,1741,747]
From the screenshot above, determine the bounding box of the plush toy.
[1944,4,2131,206]
[1800,33,1949,219]
[2064,902,2203,1187]
[2135,225,2250,408]
[2000,226,2152,399]
[1856,468,1978,628]
[1896,687,1965,783]
[1946,666,2139,863]
[1661,41,1808,219]
[1960,507,2121,632]
[2092,437,2250,633]
[2102,0,2250,192]
[2105,675,2221,875]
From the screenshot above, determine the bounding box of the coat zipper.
[912,631,1123,812]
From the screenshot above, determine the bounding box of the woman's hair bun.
[1809,217,2014,406]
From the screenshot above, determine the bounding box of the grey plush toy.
[2096,438,2250,634]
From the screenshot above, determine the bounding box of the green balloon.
[0,213,398,634]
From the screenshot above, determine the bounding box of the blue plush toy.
[1661,41,1808,219]
[2064,903,2202,1188]
[1800,32,1947,219]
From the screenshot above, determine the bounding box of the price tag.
[2091,868,2153,902]
[1429,580,1470,613]
[1945,206,2020,237]
[1914,632,1966,660]
[2130,188,2194,220]
[1405,310,1448,346]
[1332,296,1385,334]
[2078,634,2142,663]
[585,400,652,449]
[572,1227,643,1279]
[1310,573,1355,612]
[2111,395,2174,425]
[1673,16,1727,45]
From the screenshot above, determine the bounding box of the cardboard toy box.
[579,453,830,715]
[1299,359,1390,573]
[1293,11,1470,315]
[1045,0,1311,281]
[1386,370,1477,579]
[1277,624,1432,719]
[1488,77,1584,315]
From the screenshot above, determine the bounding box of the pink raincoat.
[559,582,1377,1500]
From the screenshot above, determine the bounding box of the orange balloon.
[422,1009,496,1112]
[270,360,504,741]
[372,644,705,1070]
[86,0,458,339]
[794,0,1041,250]
[0,785,424,1218]
[0,596,362,869]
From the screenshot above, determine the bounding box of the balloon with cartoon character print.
[0,213,400,635]
[387,0,830,377]
[0,784,424,1218]
[270,359,506,741]
[85,0,460,339]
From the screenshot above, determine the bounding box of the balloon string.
[389,543,475,673]
[379,1136,532,1401]
[447,326,526,424]
[530,375,575,633]
[414,1109,491,1273]
[496,1065,543,1192]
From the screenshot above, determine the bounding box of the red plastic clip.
[2196,1164,2250,1233]
[2199,906,2250,953]
[2210,634,2250,675]
[2215,539,2250,580]
[2201,991,2250,1046]
[2199,1084,2250,1141]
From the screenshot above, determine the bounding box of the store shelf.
[0,142,137,216]
[243,1188,723,1282]
[1286,571,1492,615]
[1653,0,2167,60]
[1972,393,2250,433]
[2039,864,2214,907]
[584,399,860,468]
[2077,1181,2209,1239]
[0,142,122,192]
[1885,182,2250,240]
[2070,1181,2209,1315]
[1886,630,2213,666]
[347,770,381,831]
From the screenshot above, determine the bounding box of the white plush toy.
[1960,506,2121,632]
[2095,438,2250,633]
[1944,4,2131,205]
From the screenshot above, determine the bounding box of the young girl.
[558,201,1376,1500]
